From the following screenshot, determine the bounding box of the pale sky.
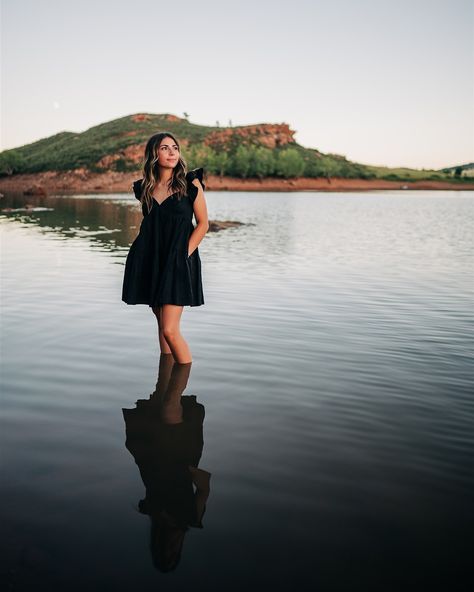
[1,0,473,169]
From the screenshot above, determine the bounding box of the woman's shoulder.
[185,168,205,191]
[185,168,205,204]
[132,178,143,200]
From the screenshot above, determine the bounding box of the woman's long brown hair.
[139,132,188,214]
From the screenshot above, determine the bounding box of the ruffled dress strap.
[185,168,205,203]
[132,178,143,200]
[132,178,149,216]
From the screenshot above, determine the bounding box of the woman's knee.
[162,325,179,341]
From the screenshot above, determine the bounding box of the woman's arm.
[187,179,210,257]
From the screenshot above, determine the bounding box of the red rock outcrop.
[131,114,151,122]
[204,123,296,150]
[96,137,190,169]
[164,114,183,122]
[123,143,146,163]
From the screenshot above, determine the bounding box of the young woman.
[122,132,209,363]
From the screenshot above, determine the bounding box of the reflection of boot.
[160,362,192,423]
[166,361,192,396]
[154,353,175,400]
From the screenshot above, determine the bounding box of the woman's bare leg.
[161,304,192,364]
[151,305,173,354]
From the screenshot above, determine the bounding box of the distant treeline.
[0,142,372,179]
[181,145,373,180]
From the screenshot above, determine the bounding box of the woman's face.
[157,137,180,168]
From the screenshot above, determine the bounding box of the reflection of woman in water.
[122,355,211,572]
[121,132,209,363]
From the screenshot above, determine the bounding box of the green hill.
[0,113,469,183]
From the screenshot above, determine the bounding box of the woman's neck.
[157,168,173,186]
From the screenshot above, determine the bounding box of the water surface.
[1,189,473,591]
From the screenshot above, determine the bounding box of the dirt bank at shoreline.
[0,170,472,196]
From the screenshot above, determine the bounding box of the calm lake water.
[1,189,473,591]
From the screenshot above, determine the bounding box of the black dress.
[122,394,206,528]
[122,168,205,307]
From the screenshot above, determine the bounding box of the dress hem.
[122,299,204,307]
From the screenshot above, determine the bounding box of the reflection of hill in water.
[0,192,138,252]
[0,192,243,254]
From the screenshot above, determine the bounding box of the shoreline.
[0,170,473,195]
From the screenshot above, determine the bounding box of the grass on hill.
[0,113,467,183]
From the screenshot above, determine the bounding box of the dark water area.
[1,189,473,591]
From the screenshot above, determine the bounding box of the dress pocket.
[184,250,194,300]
